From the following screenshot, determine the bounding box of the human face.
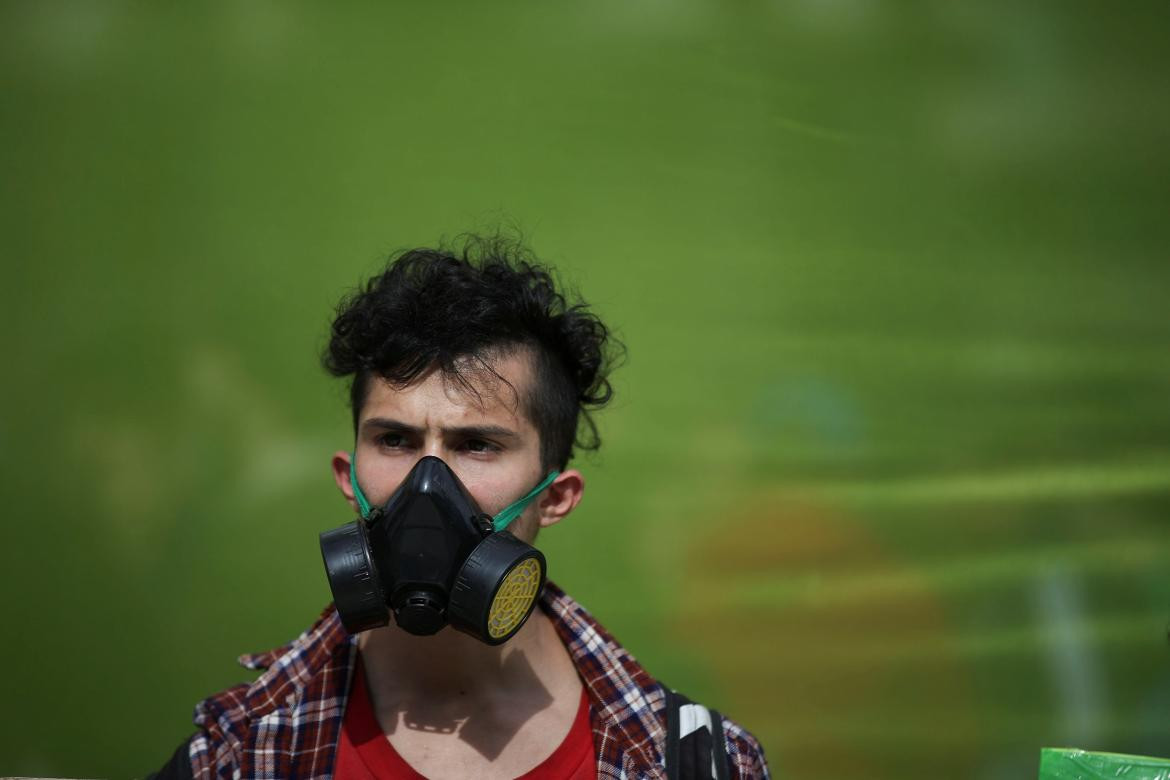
[347,352,546,541]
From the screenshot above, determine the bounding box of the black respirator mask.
[319,455,557,644]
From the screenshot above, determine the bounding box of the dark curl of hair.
[323,235,622,471]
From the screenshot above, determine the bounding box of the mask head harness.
[319,455,558,644]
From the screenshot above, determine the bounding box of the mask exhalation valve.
[392,589,447,636]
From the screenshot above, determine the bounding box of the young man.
[152,237,770,779]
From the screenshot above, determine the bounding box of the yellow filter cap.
[487,557,543,640]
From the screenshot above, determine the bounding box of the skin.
[329,349,588,779]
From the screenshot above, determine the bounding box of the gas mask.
[319,455,558,644]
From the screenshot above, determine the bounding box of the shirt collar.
[221,580,666,776]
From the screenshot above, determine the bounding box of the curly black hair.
[323,235,622,470]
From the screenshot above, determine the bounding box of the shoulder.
[184,604,355,778]
[187,680,252,778]
[544,582,771,779]
[719,712,771,780]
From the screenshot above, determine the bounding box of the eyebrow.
[361,417,521,440]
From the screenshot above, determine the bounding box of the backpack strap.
[664,688,730,780]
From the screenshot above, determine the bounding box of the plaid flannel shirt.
[188,581,770,779]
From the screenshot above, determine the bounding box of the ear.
[331,450,361,515]
[536,469,584,529]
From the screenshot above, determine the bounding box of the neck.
[358,606,573,703]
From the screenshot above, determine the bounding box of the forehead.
[360,350,535,429]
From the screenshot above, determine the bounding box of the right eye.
[377,433,409,449]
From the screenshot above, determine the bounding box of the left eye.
[463,439,497,453]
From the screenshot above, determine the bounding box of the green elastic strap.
[349,454,373,519]
[492,469,560,532]
[348,452,558,531]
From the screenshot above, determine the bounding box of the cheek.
[464,480,509,518]
[505,509,541,544]
[358,459,410,506]
[461,470,532,519]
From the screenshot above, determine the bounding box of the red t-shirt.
[334,656,595,779]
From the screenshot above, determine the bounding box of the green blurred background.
[2,1,1168,777]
